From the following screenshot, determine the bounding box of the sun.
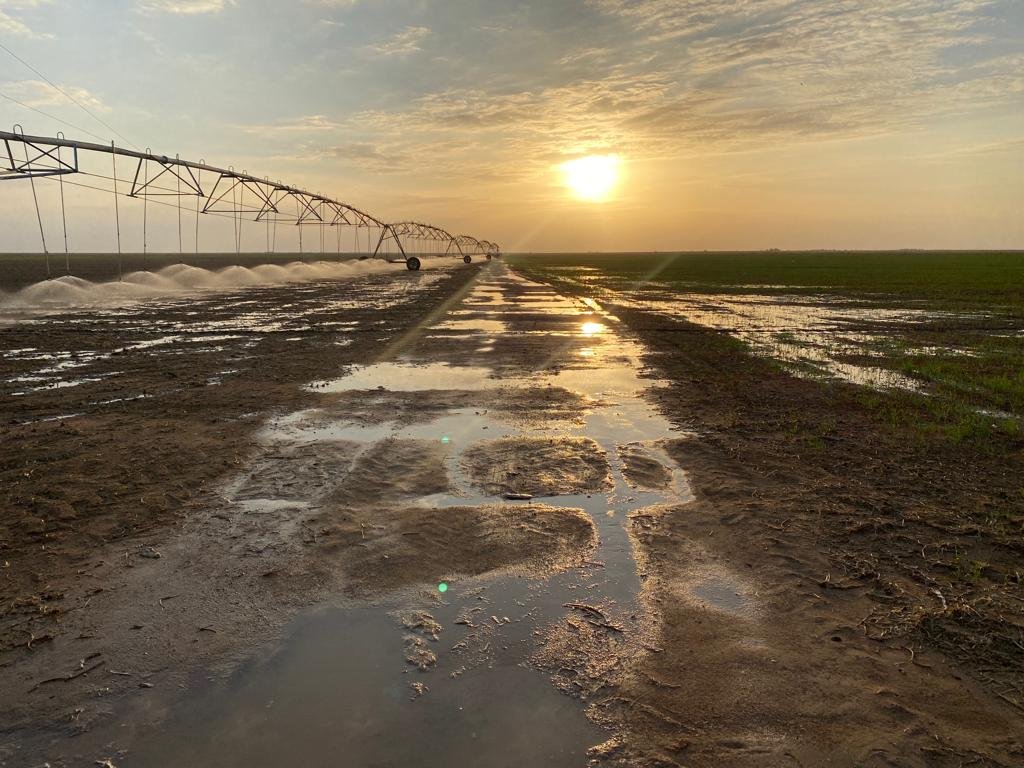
[561,154,621,202]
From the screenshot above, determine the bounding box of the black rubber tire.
[486,254,493,260]
[463,255,472,264]
[406,257,421,271]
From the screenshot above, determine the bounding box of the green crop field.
[509,251,1024,314]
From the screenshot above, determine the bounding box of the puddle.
[125,601,607,768]
[437,316,509,334]
[0,270,449,403]
[622,292,941,390]
[10,372,120,396]
[547,276,985,391]
[57,264,698,766]
[312,362,501,393]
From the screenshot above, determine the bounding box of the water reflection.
[605,290,976,391]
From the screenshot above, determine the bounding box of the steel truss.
[1,129,500,269]
[454,234,499,260]
[2,129,78,180]
[374,221,467,261]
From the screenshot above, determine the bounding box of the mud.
[2,258,1022,767]
[533,272,1024,766]
[328,437,453,505]
[618,442,674,491]
[461,436,613,497]
[307,384,598,428]
[231,440,364,504]
[311,503,597,594]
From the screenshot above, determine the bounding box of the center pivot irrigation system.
[1,127,501,273]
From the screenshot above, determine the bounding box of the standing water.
[79,264,694,767]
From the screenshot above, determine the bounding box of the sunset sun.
[561,154,621,202]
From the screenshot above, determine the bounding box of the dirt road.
[1,261,1021,766]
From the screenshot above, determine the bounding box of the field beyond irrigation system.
[1,251,1023,766]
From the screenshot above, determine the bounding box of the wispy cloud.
[923,136,1024,162]
[2,0,1020,249]
[333,0,1021,184]
[0,0,51,38]
[315,141,409,171]
[367,25,430,56]
[0,10,33,35]
[241,115,342,135]
[1,79,109,112]
[138,0,235,15]
[588,0,794,43]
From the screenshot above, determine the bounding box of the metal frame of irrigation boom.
[1,128,501,272]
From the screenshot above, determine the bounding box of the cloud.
[926,136,1024,161]
[346,0,1022,171]
[241,115,342,135]
[2,79,108,112]
[557,47,614,67]
[318,141,409,171]
[588,0,795,43]
[124,0,1022,195]
[0,1,51,38]
[367,25,430,56]
[138,0,234,14]
[0,9,33,35]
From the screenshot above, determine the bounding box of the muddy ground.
[1,260,1022,767]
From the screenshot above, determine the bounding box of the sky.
[1,0,1023,253]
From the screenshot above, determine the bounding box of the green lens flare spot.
[438,582,449,594]
[441,436,451,444]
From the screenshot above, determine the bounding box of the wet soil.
[461,436,613,497]
[0,265,479,755]
[1,260,1022,767]
[533,274,1024,766]
[1,262,685,767]
[311,502,596,594]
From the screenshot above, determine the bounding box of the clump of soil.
[310,503,596,594]
[403,636,437,671]
[401,610,442,641]
[461,436,612,497]
[232,440,363,503]
[329,438,451,505]
[617,442,673,491]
